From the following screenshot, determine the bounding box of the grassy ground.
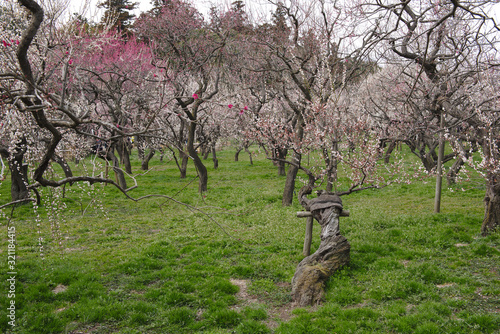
[0,147,499,333]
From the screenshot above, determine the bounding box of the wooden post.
[297,210,349,256]
[434,111,445,213]
[303,216,313,256]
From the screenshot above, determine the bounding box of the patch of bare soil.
[230,279,298,329]
[52,284,68,294]
[69,323,102,334]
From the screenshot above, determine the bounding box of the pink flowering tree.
[0,0,166,205]
[67,32,167,188]
[135,0,241,192]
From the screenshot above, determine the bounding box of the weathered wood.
[303,216,313,256]
[293,190,351,306]
[297,210,350,218]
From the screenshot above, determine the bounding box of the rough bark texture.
[141,149,155,171]
[446,158,464,185]
[234,148,242,162]
[384,141,397,164]
[245,147,253,165]
[482,182,500,236]
[282,151,301,206]
[52,154,73,179]
[10,161,29,202]
[187,121,207,192]
[180,152,189,179]
[212,146,218,169]
[291,190,351,306]
[116,139,132,175]
[272,147,287,176]
[1,142,30,201]
[99,150,127,189]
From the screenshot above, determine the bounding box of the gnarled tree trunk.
[291,188,350,306]
[187,120,207,192]
[234,148,242,161]
[1,141,30,202]
[98,149,127,189]
[482,181,500,236]
[116,138,132,175]
[141,149,155,170]
[52,154,73,179]
[282,151,301,206]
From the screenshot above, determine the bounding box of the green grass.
[0,146,499,333]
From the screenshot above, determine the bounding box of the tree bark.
[179,150,189,179]
[282,151,301,206]
[212,146,218,169]
[52,154,73,179]
[291,189,350,306]
[235,148,242,162]
[446,158,464,185]
[187,121,207,192]
[141,149,155,170]
[245,146,253,165]
[384,141,397,164]
[1,142,30,202]
[482,181,500,236]
[274,148,287,176]
[116,138,132,175]
[203,146,210,160]
[99,150,127,189]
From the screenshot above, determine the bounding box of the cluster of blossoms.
[2,40,18,47]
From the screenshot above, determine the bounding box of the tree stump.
[291,191,351,306]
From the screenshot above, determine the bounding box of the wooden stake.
[303,216,313,256]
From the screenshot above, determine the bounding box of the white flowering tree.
[359,0,500,234]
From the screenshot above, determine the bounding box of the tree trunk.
[482,181,500,236]
[141,149,155,170]
[234,148,242,162]
[203,146,210,160]
[100,151,127,189]
[52,154,73,179]
[384,141,397,164]
[245,146,253,166]
[179,150,189,179]
[1,142,30,202]
[10,161,29,202]
[187,121,207,192]
[282,151,301,206]
[212,146,218,169]
[292,190,350,306]
[446,158,464,185]
[274,147,287,176]
[116,139,132,175]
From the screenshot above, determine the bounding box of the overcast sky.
[66,0,274,22]
[65,0,500,30]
